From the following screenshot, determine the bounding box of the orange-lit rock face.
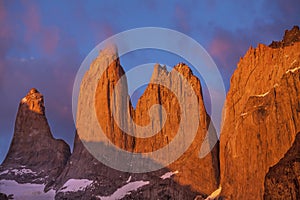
[220,27,300,199]
[94,55,135,151]
[75,46,219,194]
[21,88,45,115]
[132,64,219,194]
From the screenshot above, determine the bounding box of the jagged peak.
[150,62,195,83]
[174,62,193,77]
[1,87,71,188]
[21,88,44,115]
[151,63,169,80]
[97,44,118,60]
[269,25,300,48]
[29,88,39,94]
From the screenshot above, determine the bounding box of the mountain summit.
[1,26,299,200]
[54,45,219,199]
[0,88,70,188]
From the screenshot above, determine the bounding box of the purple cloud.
[174,4,190,33]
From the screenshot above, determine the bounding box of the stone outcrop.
[269,25,300,48]
[220,27,300,199]
[0,88,71,188]
[264,132,300,199]
[54,46,219,199]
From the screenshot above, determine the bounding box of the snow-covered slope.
[0,180,55,200]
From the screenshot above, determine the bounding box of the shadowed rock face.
[54,46,219,199]
[54,133,202,200]
[220,27,300,199]
[264,132,300,200]
[0,193,8,200]
[269,26,300,48]
[0,88,71,187]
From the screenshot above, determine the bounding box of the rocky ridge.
[0,26,300,200]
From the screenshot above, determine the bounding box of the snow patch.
[286,66,300,74]
[0,180,55,200]
[10,168,36,175]
[160,171,179,180]
[60,179,93,192]
[240,112,248,117]
[291,59,297,65]
[97,181,149,200]
[21,97,27,103]
[254,91,270,97]
[0,168,37,176]
[0,170,9,175]
[205,186,222,200]
[126,176,132,183]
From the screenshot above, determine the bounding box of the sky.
[0,0,299,163]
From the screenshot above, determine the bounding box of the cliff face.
[54,46,219,199]
[54,47,138,199]
[264,132,300,199]
[220,27,300,199]
[133,63,219,194]
[0,88,71,187]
